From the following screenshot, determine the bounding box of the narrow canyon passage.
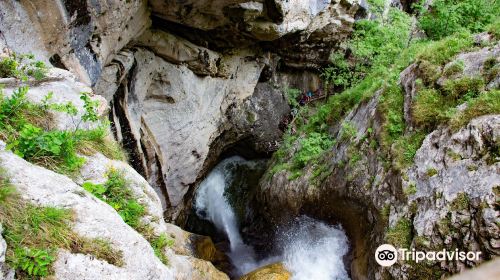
[193,157,351,279]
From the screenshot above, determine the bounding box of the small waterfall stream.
[194,156,350,279]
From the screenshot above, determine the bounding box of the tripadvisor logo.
[375,244,482,267]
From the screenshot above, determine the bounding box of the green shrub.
[416,32,474,65]
[0,53,48,81]
[7,124,84,173]
[442,76,485,101]
[443,60,465,77]
[450,90,500,129]
[286,88,301,108]
[412,88,450,130]
[292,132,334,169]
[418,0,500,40]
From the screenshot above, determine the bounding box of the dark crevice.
[49,54,68,70]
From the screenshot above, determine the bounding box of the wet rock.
[239,262,291,280]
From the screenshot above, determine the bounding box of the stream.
[194,156,351,279]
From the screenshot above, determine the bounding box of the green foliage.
[286,88,301,108]
[443,60,464,77]
[392,132,426,169]
[83,169,146,229]
[340,121,357,141]
[386,218,413,248]
[0,86,126,174]
[381,204,391,221]
[0,53,48,81]
[7,124,84,173]
[488,18,500,38]
[412,88,451,130]
[418,0,500,40]
[0,179,122,279]
[379,84,405,149]
[442,76,485,101]
[321,52,363,90]
[450,90,500,130]
[80,92,100,122]
[83,169,171,265]
[292,132,334,169]
[416,32,474,65]
[418,60,441,85]
[12,247,54,278]
[350,9,412,71]
[150,233,174,265]
[404,183,417,196]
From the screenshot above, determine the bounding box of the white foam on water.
[279,216,350,280]
[195,157,350,279]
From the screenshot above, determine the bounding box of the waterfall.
[279,216,350,280]
[194,156,259,275]
[195,156,351,279]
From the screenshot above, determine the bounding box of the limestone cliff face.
[256,43,500,279]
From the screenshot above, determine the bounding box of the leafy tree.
[418,0,500,39]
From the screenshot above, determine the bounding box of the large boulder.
[239,262,291,280]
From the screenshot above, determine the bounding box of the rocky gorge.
[0,0,499,279]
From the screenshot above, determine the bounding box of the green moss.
[450,90,500,130]
[447,150,462,161]
[426,168,438,177]
[451,192,470,210]
[404,183,417,196]
[381,204,391,221]
[379,84,405,150]
[412,88,451,130]
[442,76,485,101]
[287,170,302,181]
[467,164,479,171]
[443,60,465,77]
[418,60,442,85]
[407,260,446,279]
[386,218,413,248]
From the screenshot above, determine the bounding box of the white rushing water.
[194,156,350,279]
